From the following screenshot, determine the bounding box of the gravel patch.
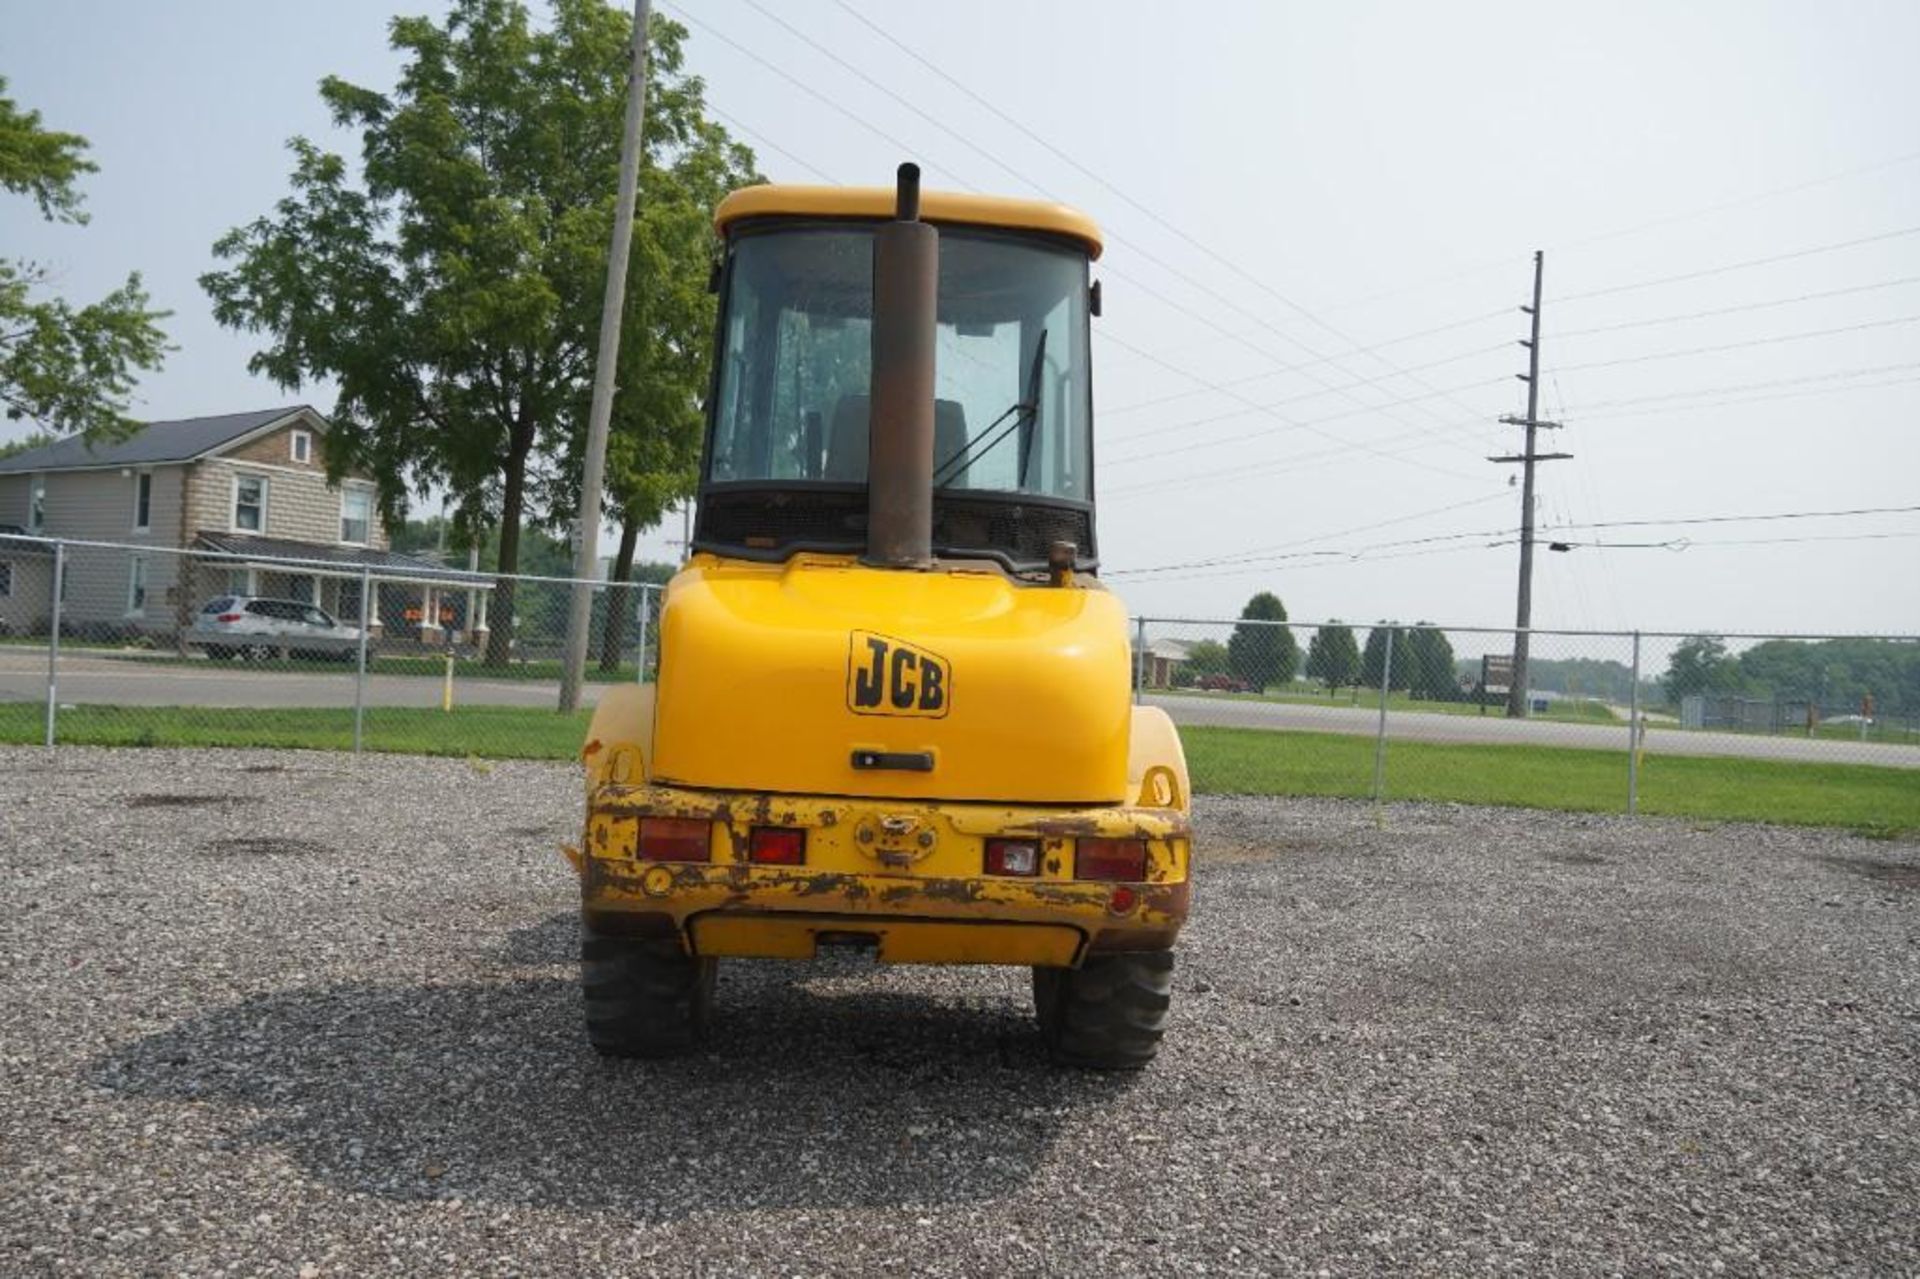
[1,746,1916,1275]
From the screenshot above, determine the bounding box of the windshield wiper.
[932,330,1047,490]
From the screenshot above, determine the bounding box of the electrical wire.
[1554,312,1920,373]
[1101,306,1515,416]
[1106,492,1515,577]
[1550,275,1920,341]
[686,0,1496,471]
[1553,224,1920,305]
[824,0,1503,439]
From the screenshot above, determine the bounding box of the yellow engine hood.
[650,555,1132,805]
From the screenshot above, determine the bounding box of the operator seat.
[824,394,970,486]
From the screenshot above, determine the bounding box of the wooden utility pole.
[560,0,651,713]
[1490,250,1571,719]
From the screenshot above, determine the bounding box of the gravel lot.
[2,747,1916,1276]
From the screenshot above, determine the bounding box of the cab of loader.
[694,176,1099,575]
[575,166,1191,1069]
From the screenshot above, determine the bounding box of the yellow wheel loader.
[575,165,1192,1068]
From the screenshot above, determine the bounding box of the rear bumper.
[580,781,1191,966]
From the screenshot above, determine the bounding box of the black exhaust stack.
[865,163,937,569]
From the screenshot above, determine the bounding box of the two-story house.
[0,405,489,645]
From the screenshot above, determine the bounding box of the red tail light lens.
[984,838,1040,877]
[638,817,710,862]
[749,826,806,865]
[216,613,243,623]
[1076,838,1147,882]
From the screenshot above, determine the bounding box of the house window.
[291,430,312,464]
[340,485,373,545]
[0,561,11,598]
[126,555,148,616]
[234,474,267,532]
[133,471,152,531]
[28,475,46,533]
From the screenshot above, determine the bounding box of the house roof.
[193,532,491,585]
[0,407,321,475]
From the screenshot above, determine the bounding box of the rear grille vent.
[698,487,1094,569]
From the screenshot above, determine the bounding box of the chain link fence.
[1132,616,1919,813]
[4,535,1916,808]
[0,534,662,759]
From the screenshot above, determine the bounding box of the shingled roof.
[0,407,322,474]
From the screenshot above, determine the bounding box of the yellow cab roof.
[713,184,1104,260]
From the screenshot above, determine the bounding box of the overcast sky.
[5,0,1917,637]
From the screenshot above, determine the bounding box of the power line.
[825,0,1500,439]
[1100,357,1511,459]
[689,0,1491,469]
[1092,330,1487,480]
[1540,503,1920,533]
[1114,502,1920,579]
[705,103,839,184]
[1102,306,1514,416]
[1553,224,1920,305]
[1550,275,1920,340]
[1311,145,1920,316]
[1557,359,1920,413]
[1555,312,1920,373]
[1106,492,1515,577]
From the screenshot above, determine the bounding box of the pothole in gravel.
[1545,851,1607,866]
[239,764,287,774]
[127,793,257,809]
[202,836,332,858]
[1822,854,1920,890]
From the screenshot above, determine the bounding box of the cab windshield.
[708,225,1092,503]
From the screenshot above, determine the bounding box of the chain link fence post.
[1371,626,1394,802]
[636,582,653,684]
[1627,629,1642,815]
[352,566,372,756]
[43,540,65,748]
[1134,616,1146,707]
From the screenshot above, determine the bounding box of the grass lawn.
[0,703,591,759]
[1163,687,1620,724]
[1183,725,1920,835]
[4,706,1913,834]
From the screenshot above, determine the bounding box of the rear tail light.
[638,817,710,862]
[984,839,1040,877]
[216,613,242,623]
[1076,838,1147,882]
[749,826,806,865]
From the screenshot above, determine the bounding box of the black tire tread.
[1033,950,1173,1070]
[580,926,714,1059]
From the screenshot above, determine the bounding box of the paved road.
[2,650,1915,768]
[4,750,1916,1273]
[0,649,609,711]
[1148,691,1920,768]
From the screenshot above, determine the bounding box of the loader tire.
[1032,950,1174,1070]
[581,924,714,1059]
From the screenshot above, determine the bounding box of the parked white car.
[186,595,363,661]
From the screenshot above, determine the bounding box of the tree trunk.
[598,513,639,673]
[484,427,533,668]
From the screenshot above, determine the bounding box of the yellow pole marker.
[443,648,455,712]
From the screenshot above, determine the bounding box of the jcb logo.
[847,630,950,718]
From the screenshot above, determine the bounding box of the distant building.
[1130,635,1199,688]
[0,407,487,643]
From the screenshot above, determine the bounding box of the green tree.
[1182,638,1230,679]
[1661,634,1744,706]
[1402,624,1458,701]
[0,78,170,439]
[1304,621,1360,695]
[1359,621,1411,692]
[201,1,755,666]
[1227,591,1299,691]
